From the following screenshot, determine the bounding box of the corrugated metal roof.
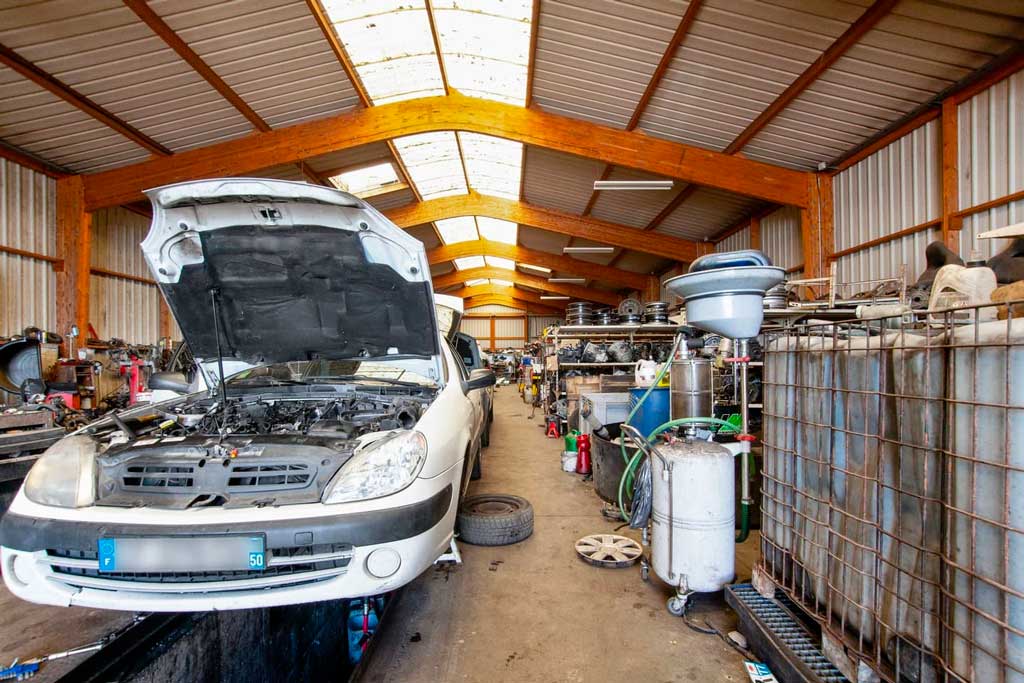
[151,0,362,128]
[612,250,672,275]
[655,187,762,240]
[365,187,416,211]
[517,224,570,254]
[531,0,688,128]
[0,65,151,172]
[637,0,856,152]
[0,0,255,157]
[522,146,604,215]
[744,1,1024,169]
[407,224,442,250]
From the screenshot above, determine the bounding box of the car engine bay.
[86,389,436,509]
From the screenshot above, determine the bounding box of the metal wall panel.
[529,315,561,339]
[0,159,56,334]
[715,226,750,253]
[90,207,161,343]
[494,317,526,340]
[531,0,687,129]
[458,317,491,340]
[958,68,1024,261]
[832,118,940,284]
[465,304,524,314]
[761,205,802,270]
[89,274,161,344]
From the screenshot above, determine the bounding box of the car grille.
[47,543,352,585]
[120,461,312,492]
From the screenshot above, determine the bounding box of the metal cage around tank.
[759,301,1024,683]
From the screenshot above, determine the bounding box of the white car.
[0,179,494,611]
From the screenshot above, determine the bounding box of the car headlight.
[323,430,427,504]
[23,435,97,508]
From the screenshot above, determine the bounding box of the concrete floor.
[365,386,759,683]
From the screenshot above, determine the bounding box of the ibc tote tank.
[651,438,735,593]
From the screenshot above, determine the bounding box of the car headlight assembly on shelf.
[322,430,428,504]
[23,435,97,509]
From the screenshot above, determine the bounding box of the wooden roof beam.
[426,240,650,290]
[456,283,558,308]
[0,140,71,178]
[81,92,810,211]
[433,268,620,306]
[0,42,171,156]
[462,295,561,316]
[386,193,700,261]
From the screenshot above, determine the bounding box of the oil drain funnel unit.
[664,250,785,339]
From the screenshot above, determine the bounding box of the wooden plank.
[55,176,91,344]
[89,267,156,286]
[829,107,939,174]
[723,0,898,155]
[386,193,700,261]
[432,267,620,306]
[749,216,761,251]
[954,188,1024,219]
[819,173,834,271]
[0,244,62,265]
[941,98,960,248]
[463,295,561,316]
[0,43,171,157]
[82,92,811,211]
[951,44,1024,105]
[800,176,824,281]
[524,0,541,106]
[458,283,552,307]
[306,0,371,107]
[426,240,649,290]
[828,218,939,260]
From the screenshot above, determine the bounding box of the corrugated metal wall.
[761,206,802,270]
[529,315,560,339]
[715,226,750,253]
[464,304,523,314]
[832,119,941,286]
[494,317,525,341]
[90,207,161,343]
[958,69,1024,260]
[459,317,490,340]
[0,159,56,335]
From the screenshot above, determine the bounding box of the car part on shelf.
[617,298,643,317]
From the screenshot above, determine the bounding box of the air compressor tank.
[650,438,735,594]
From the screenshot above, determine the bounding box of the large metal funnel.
[664,264,785,339]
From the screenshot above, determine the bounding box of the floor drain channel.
[726,584,850,683]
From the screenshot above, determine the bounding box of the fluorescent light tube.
[539,295,570,300]
[593,180,674,191]
[548,278,586,283]
[563,246,614,254]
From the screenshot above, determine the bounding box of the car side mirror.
[148,371,191,394]
[466,369,495,391]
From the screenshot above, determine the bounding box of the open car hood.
[142,179,441,379]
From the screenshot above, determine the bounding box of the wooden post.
[523,315,528,346]
[800,174,832,282]
[158,298,172,340]
[941,98,961,250]
[55,175,91,351]
[749,216,761,251]
[644,276,661,303]
[489,316,496,353]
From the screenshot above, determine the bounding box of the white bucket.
[561,451,578,472]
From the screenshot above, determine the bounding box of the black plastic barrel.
[591,422,630,504]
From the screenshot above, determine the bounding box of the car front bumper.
[0,484,455,611]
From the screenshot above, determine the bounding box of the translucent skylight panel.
[485,256,515,270]
[330,162,400,195]
[322,0,444,104]
[433,0,532,104]
[458,133,522,199]
[392,132,468,199]
[435,217,479,244]
[454,256,485,270]
[476,217,517,244]
[465,278,488,287]
[490,278,514,288]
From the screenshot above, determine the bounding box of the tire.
[457,494,534,546]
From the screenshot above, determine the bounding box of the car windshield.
[228,359,437,387]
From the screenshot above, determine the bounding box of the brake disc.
[574,534,642,568]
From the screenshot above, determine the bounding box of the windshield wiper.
[230,377,310,386]
[308,375,426,388]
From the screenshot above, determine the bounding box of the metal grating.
[761,304,1024,682]
[727,584,849,683]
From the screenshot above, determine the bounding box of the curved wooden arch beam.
[462,295,561,316]
[81,92,809,211]
[387,193,699,262]
[426,239,650,291]
[433,267,619,306]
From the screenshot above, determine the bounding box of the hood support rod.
[209,288,229,416]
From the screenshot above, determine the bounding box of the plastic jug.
[564,430,579,453]
[635,359,658,387]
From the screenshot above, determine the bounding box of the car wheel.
[457,494,533,546]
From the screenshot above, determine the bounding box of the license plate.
[97,535,266,573]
